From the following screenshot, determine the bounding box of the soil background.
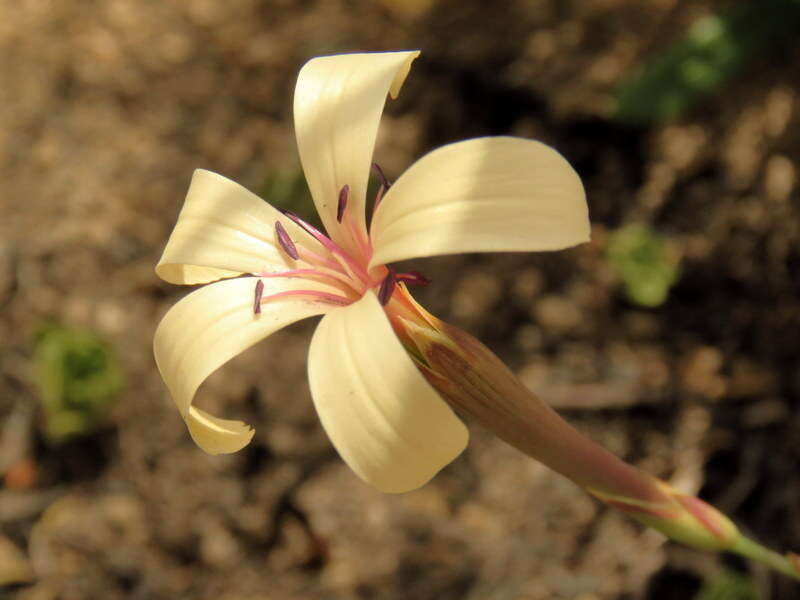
[1,1,799,599]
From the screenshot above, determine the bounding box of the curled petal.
[154,276,340,454]
[307,292,468,493]
[156,170,324,285]
[294,51,419,256]
[369,137,589,267]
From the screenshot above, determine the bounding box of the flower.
[153,50,589,493]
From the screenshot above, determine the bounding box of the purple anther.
[377,271,397,306]
[372,162,391,189]
[396,271,431,286]
[253,279,264,315]
[336,184,349,223]
[275,221,299,260]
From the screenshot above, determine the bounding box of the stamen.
[371,164,391,213]
[260,289,352,307]
[296,246,342,272]
[377,271,397,306]
[278,211,373,289]
[395,271,431,286]
[281,210,343,255]
[373,183,385,211]
[280,209,314,234]
[336,185,349,223]
[275,221,299,260]
[372,162,391,189]
[253,279,264,315]
[256,268,354,290]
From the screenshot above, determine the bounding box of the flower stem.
[730,537,800,581]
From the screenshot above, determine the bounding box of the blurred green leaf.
[606,224,680,308]
[614,0,800,124]
[258,166,386,226]
[694,570,758,600]
[33,324,123,443]
[258,168,317,224]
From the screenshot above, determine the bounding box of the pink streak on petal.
[675,495,728,540]
[602,498,676,520]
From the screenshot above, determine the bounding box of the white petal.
[369,137,589,267]
[156,170,325,285]
[307,292,468,493]
[294,51,419,255]
[154,276,340,454]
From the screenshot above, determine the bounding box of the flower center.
[253,180,429,314]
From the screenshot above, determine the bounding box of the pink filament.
[271,185,429,303]
[256,267,354,290]
[281,211,372,286]
[258,289,352,308]
[395,271,431,286]
[281,211,340,254]
[372,162,391,189]
[295,246,342,272]
[373,183,386,211]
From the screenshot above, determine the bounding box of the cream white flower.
[153,51,589,493]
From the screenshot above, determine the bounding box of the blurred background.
[1,0,799,598]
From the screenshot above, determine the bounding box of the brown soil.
[1,1,799,599]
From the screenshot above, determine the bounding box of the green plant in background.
[606,223,680,308]
[694,570,758,600]
[33,324,123,442]
[614,0,800,124]
[258,168,317,223]
[259,167,384,226]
